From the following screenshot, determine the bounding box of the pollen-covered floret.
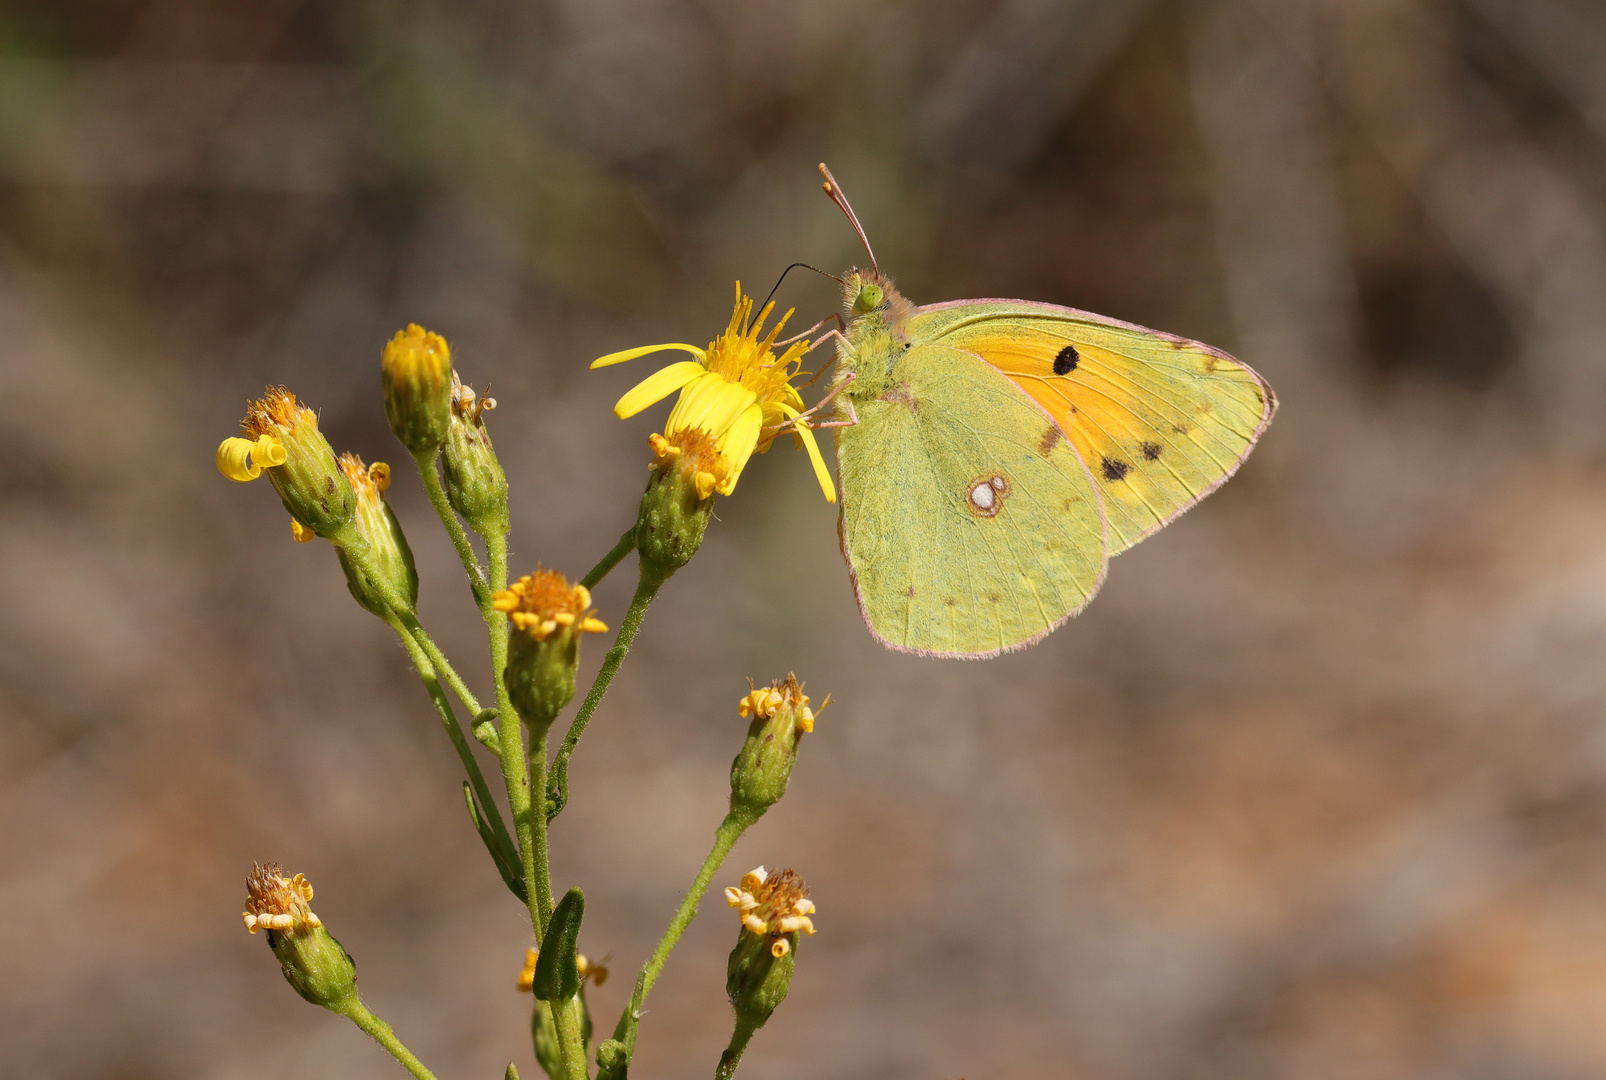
[724,866,816,957]
[242,862,322,934]
[738,672,819,733]
[492,568,609,642]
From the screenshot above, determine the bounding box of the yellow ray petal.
[591,343,705,369]
[614,361,708,419]
[716,404,765,495]
[793,419,835,503]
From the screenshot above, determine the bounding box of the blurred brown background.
[5,0,1606,1077]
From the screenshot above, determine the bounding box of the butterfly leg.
[760,373,859,437]
[775,312,845,349]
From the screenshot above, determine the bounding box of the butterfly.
[814,164,1277,658]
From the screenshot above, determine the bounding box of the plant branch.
[580,526,636,590]
[546,567,661,820]
[388,613,516,869]
[337,999,440,1080]
[411,448,489,606]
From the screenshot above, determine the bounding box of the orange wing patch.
[926,316,1273,554]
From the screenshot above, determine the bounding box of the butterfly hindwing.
[835,343,1107,658]
[910,300,1276,554]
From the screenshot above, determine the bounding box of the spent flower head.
[442,372,509,538]
[724,866,812,1036]
[242,863,358,1011]
[592,282,834,503]
[223,387,357,540]
[730,673,824,818]
[333,453,417,618]
[494,568,608,731]
[724,866,816,958]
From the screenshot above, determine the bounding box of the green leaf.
[463,783,525,901]
[532,888,585,1002]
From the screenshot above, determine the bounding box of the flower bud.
[333,455,418,618]
[242,863,358,1012]
[238,387,357,539]
[442,373,510,539]
[382,324,454,456]
[634,429,722,584]
[723,866,814,1029]
[494,569,609,734]
[729,674,822,818]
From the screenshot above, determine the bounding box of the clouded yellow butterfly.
[817,164,1277,658]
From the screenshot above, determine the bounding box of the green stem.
[714,1021,759,1080]
[485,531,554,940]
[609,810,756,1061]
[397,614,484,716]
[547,568,661,820]
[580,526,636,590]
[387,614,516,866]
[338,999,439,1080]
[642,811,754,999]
[551,995,591,1080]
[411,448,489,606]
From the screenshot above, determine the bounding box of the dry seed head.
[242,862,321,934]
[725,866,815,954]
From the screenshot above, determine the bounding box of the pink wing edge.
[832,318,1114,660]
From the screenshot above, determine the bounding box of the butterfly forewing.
[911,301,1276,554]
[835,344,1107,658]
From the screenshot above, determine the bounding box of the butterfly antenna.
[759,262,841,320]
[818,162,879,274]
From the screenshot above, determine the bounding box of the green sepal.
[505,1065,521,1080]
[532,888,585,1002]
[463,782,524,901]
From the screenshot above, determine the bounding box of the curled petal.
[216,434,285,482]
[591,343,705,369]
[614,361,708,419]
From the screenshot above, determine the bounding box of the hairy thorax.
[836,269,915,401]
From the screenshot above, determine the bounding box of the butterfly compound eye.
[852,283,884,314]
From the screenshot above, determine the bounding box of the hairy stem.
[485,531,554,938]
[397,614,484,716]
[546,567,661,820]
[337,999,440,1080]
[713,1021,759,1080]
[610,810,757,1059]
[411,448,489,606]
[388,614,516,867]
[580,526,636,590]
[551,995,591,1080]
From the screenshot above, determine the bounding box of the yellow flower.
[723,866,816,958]
[591,283,835,502]
[492,568,609,641]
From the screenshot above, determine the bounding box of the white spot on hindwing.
[965,473,1011,518]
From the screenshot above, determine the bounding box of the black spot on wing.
[1140,441,1162,461]
[1101,457,1130,482]
[1053,345,1079,376]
